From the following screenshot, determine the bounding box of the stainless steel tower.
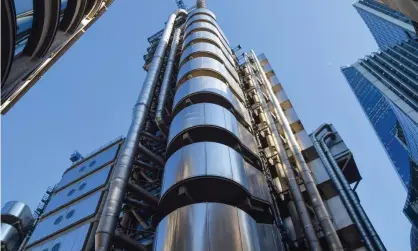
[2,1,384,251]
[1,0,116,114]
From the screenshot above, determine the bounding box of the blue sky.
[1,0,410,250]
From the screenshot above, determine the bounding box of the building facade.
[2,1,384,251]
[1,0,116,114]
[354,0,417,48]
[343,1,418,249]
[376,0,418,25]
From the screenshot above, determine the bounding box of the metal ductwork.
[155,28,182,138]
[243,55,322,251]
[137,143,165,167]
[112,232,148,251]
[1,201,34,251]
[94,9,187,251]
[249,50,344,251]
[127,183,159,208]
[196,0,207,8]
[312,124,386,251]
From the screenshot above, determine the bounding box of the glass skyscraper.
[354,0,416,48]
[343,1,418,248]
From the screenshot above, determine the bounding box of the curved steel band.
[154,203,261,251]
[177,57,244,102]
[183,31,235,66]
[186,15,230,46]
[180,42,239,82]
[161,142,271,202]
[172,76,251,127]
[187,8,217,20]
[185,22,231,54]
[167,103,260,167]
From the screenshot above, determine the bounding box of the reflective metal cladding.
[1,0,116,114]
[154,203,261,251]
[166,103,259,165]
[172,76,251,127]
[176,57,244,101]
[159,142,271,212]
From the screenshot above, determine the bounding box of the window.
[67,189,75,197]
[66,209,75,219]
[51,243,61,251]
[89,160,96,167]
[54,216,63,225]
[79,166,86,173]
[79,183,87,191]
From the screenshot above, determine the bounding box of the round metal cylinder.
[166,103,258,164]
[176,57,244,101]
[172,76,251,127]
[1,223,20,251]
[185,22,230,52]
[187,8,217,20]
[180,42,238,82]
[154,203,261,251]
[1,201,34,231]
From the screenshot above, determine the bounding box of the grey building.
[2,1,384,251]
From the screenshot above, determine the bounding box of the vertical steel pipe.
[94,9,187,251]
[244,55,323,251]
[312,124,386,251]
[311,127,375,251]
[250,50,343,251]
[197,0,207,8]
[155,28,182,138]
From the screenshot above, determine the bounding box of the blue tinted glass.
[342,66,415,189]
[355,7,409,49]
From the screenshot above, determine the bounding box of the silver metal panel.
[27,191,102,245]
[237,209,261,251]
[1,223,20,251]
[256,224,284,251]
[284,108,299,125]
[153,208,178,251]
[177,57,244,102]
[188,8,216,20]
[308,158,330,185]
[174,203,208,250]
[1,201,34,230]
[172,76,251,126]
[161,142,252,197]
[325,196,353,230]
[229,146,250,192]
[155,203,261,251]
[208,203,243,251]
[204,101,226,127]
[57,143,120,190]
[185,14,230,45]
[183,31,235,66]
[26,223,90,251]
[185,22,230,54]
[206,142,233,179]
[244,162,272,203]
[43,166,111,215]
[180,43,238,82]
[161,142,206,195]
[182,30,235,66]
[294,130,313,151]
[167,103,257,155]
